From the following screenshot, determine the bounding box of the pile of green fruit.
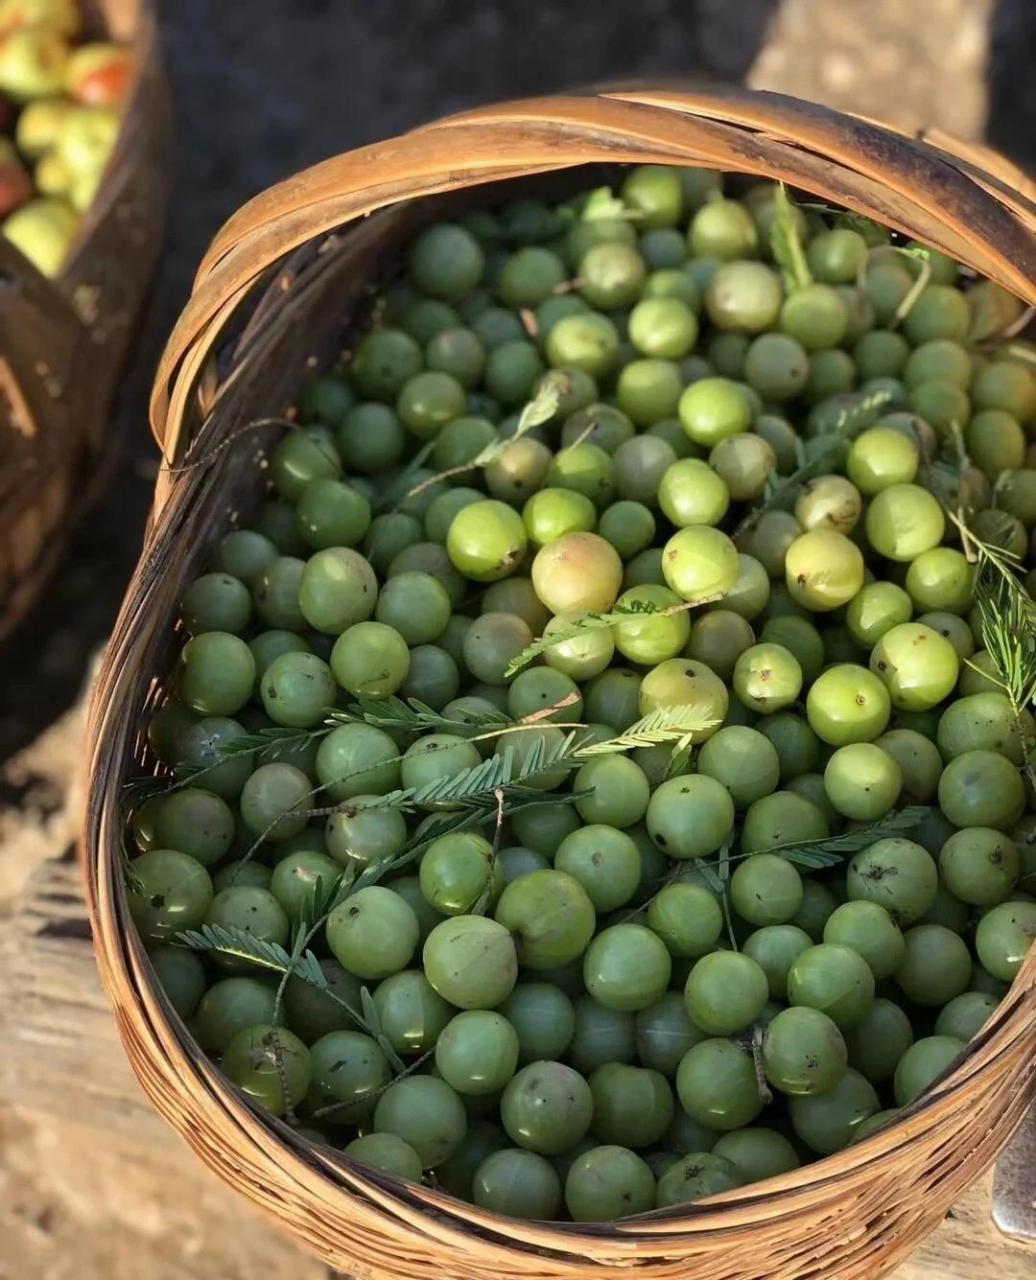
[0,0,131,276]
[127,160,1036,1224]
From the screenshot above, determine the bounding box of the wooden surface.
[2,840,1032,1280]
[0,706,333,1280]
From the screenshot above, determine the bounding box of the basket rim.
[150,83,1036,460]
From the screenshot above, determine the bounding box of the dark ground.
[1,0,1034,760]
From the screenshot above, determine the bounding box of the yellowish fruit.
[68,165,101,212]
[15,95,73,157]
[55,104,118,175]
[34,148,70,195]
[0,0,80,38]
[0,27,70,101]
[2,195,79,276]
[65,41,131,106]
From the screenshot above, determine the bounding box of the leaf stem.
[751,1025,773,1106]
[404,372,566,499]
[891,251,931,327]
[506,596,722,677]
[721,892,739,952]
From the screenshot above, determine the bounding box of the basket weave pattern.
[85,88,1036,1280]
[0,0,168,638]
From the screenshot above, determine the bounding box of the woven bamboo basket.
[84,86,1036,1280]
[0,0,168,638]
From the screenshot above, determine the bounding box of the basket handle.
[150,85,1036,466]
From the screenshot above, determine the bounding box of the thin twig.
[164,416,300,474]
[311,1047,436,1118]
[471,785,509,918]
[404,373,565,499]
[265,1027,297,1126]
[721,891,739,952]
[890,252,931,327]
[491,786,507,858]
[751,1025,774,1106]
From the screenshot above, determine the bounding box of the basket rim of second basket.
[59,0,161,284]
[0,0,162,291]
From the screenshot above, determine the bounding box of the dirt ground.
[2,1,1035,1278]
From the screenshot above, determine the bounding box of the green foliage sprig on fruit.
[957,527,1036,791]
[126,160,1036,1223]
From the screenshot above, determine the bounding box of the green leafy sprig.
[581,186,641,223]
[735,387,895,537]
[270,870,357,1024]
[946,510,1036,787]
[292,708,713,829]
[125,723,332,805]
[131,696,595,887]
[770,183,812,294]
[317,705,715,872]
[693,852,738,952]
[890,247,932,327]
[176,922,324,983]
[177,870,409,1074]
[356,788,585,898]
[384,438,437,510]
[972,570,1036,705]
[404,372,566,499]
[208,706,716,916]
[664,740,693,781]
[271,738,593,898]
[504,596,713,677]
[575,704,718,756]
[688,804,932,895]
[330,694,512,736]
[764,805,934,869]
[351,734,581,814]
[177,725,325,781]
[797,201,882,242]
[684,806,932,957]
[357,986,409,1076]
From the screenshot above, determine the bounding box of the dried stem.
[751,1025,774,1106]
